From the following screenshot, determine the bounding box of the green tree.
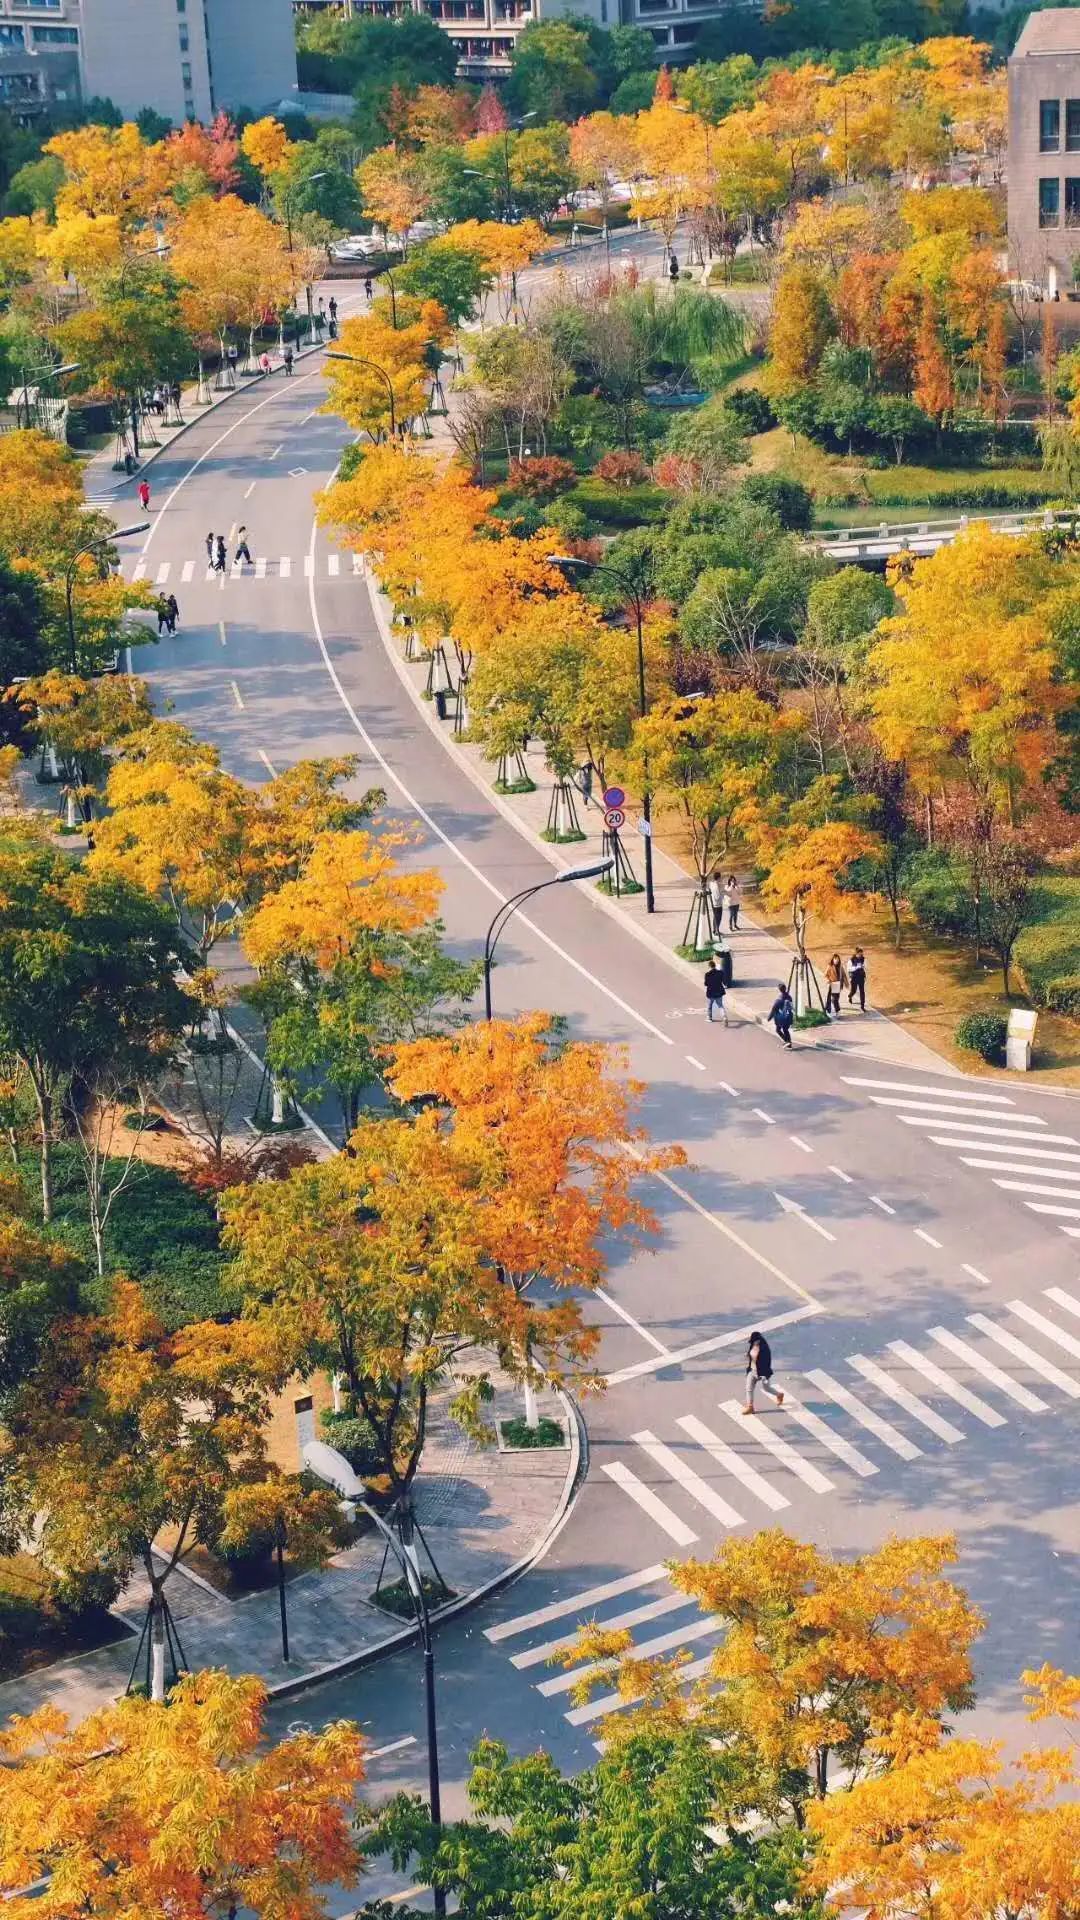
[3,153,64,218]
[336,15,458,147]
[508,19,602,122]
[508,122,575,227]
[59,263,190,456]
[272,139,363,246]
[0,1202,81,1418]
[396,238,491,329]
[677,55,760,122]
[0,559,46,741]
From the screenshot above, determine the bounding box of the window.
[177,0,187,11]
[1040,98,1061,150]
[32,26,78,43]
[1066,177,1080,226]
[181,60,192,84]
[1067,99,1080,151]
[0,24,26,44]
[1040,176,1061,227]
[179,24,188,48]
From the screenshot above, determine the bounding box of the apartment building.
[0,0,298,125]
[1007,8,1080,292]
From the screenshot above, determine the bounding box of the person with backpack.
[165,594,179,634]
[743,1330,784,1415]
[704,960,728,1026]
[214,534,227,573]
[848,946,867,1011]
[825,953,847,1017]
[769,982,794,1049]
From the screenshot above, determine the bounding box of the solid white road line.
[948,1140,1080,1164]
[781,1399,878,1477]
[685,1054,706,1071]
[914,1228,943,1249]
[218,620,227,647]
[829,1165,853,1183]
[887,1339,1005,1428]
[596,1287,670,1356]
[718,1399,835,1493]
[1025,1201,1080,1220]
[790,1135,813,1153]
[1046,1285,1080,1322]
[485,1564,670,1643]
[181,559,194,583]
[996,1179,1080,1201]
[870,1195,895,1215]
[961,1154,1080,1175]
[752,1107,775,1124]
[244,480,257,498]
[632,1162,818,1308]
[600,1462,698,1546]
[843,1075,1015,1104]
[510,1591,695,1670]
[902,1118,1078,1145]
[927,1326,1047,1412]
[804,1368,922,1460]
[564,1652,715,1729]
[632,1431,744,1527]
[720,1081,739,1097]
[229,680,244,711]
[605,1305,819,1389]
[257,749,278,778]
[538,1612,720,1697]
[368,1736,417,1760]
[676,1414,791,1511]
[968,1315,1080,1398]
[962,1264,992,1286]
[847,1355,963,1444]
[869,1096,1044,1124]
[270,442,283,458]
[1007,1299,1080,1361]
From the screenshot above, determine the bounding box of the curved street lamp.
[549,552,656,913]
[326,349,398,439]
[483,859,613,1018]
[65,523,149,674]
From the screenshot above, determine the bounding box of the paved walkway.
[0,1370,577,1726]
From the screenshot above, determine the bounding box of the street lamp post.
[550,553,656,913]
[483,859,613,1018]
[65,523,149,675]
[326,350,397,439]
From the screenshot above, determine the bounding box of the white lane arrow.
[774,1191,836,1243]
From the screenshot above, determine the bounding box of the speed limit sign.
[604,807,626,831]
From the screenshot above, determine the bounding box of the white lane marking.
[1024,1201,1080,1220]
[781,1398,878,1477]
[996,1179,1080,1201]
[244,480,257,499]
[270,442,283,458]
[676,1414,790,1511]
[752,1107,775,1124]
[774,1191,836,1242]
[181,559,194,583]
[804,1368,921,1460]
[565,1651,715,1729]
[718,1398,835,1493]
[943,1138,1080,1163]
[1046,1285,1080,1322]
[962,1263,992,1286]
[510,1591,694,1670]
[229,680,244,711]
[368,1736,417,1760]
[231,560,244,578]
[790,1134,813,1154]
[606,1304,819,1388]
[257,749,278,778]
[685,1054,706,1071]
[969,1314,1080,1398]
[829,1165,853,1183]
[632,1431,744,1527]
[596,1287,669,1356]
[887,1339,1005,1428]
[1063,1227,1080,1238]
[914,1227,943,1249]
[1007,1299,1080,1361]
[870,1194,895,1215]
[328,552,340,576]
[132,560,147,580]
[280,555,292,578]
[486,1565,670,1643]
[901,1118,1078,1145]
[843,1075,1015,1104]
[304,553,315,577]
[600,1462,697,1546]
[155,562,170,584]
[538,1610,720,1697]
[928,1326,1047,1412]
[218,620,227,647]
[226,522,237,544]
[870,1096,1044,1125]
[255,556,267,578]
[847,1355,963,1444]
[720,1081,739,1096]
[290,466,308,478]
[961,1154,1080,1175]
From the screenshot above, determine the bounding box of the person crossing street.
[769,982,794,1049]
[235,526,252,566]
[214,534,227,573]
[743,1331,784,1415]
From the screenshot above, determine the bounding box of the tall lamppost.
[549,552,656,913]
[65,524,149,675]
[326,349,398,439]
[483,859,612,1018]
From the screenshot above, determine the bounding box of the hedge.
[955,1010,1008,1062]
[568,478,668,527]
[1015,876,1080,1012]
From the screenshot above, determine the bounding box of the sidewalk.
[0,1369,578,1726]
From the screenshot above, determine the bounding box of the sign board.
[603,807,625,832]
[636,816,651,838]
[602,785,625,810]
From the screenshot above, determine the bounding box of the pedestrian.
[317,297,326,325]
[155,596,170,635]
[743,1330,784,1415]
[726,874,740,929]
[575,762,592,806]
[848,946,867,1011]
[260,351,271,375]
[328,316,338,340]
[825,951,847,1017]
[328,296,338,323]
[769,982,794,1049]
[707,867,724,937]
[364,274,373,302]
[165,593,179,634]
[205,531,215,566]
[283,346,294,375]
[215,534,227,573]
[703,960,728,1026]
[170,380,181,410]
[669,252,679,281]
[137,478,151,511]
[235,525,252,565]
[226,342,239,376]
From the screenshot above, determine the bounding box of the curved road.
[104,296,1080,1885]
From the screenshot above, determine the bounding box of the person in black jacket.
[744,1331,784,1415]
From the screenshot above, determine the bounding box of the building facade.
[0,0,297,125]
[1008,9,1080,292]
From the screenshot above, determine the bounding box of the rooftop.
[1013,8,1080,57]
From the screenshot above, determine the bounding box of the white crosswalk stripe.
[899,1117,1077,1145]
[255,557,267,578]
[968,1314,1080,1397]
[1025,1201,1080,1220]
[181,560,194,583]
[997,1179,1080,1201]
[565,1652,715,1729]
[132,560,147,580]
[352,553,365,574]
[780,1397,878,1476]
[155,562,170,584]
[1007,1299,1080,1360]
[869,1096,1046,1124]
[676,1414,791,1511]
[717,1400,835,1493]
[537,1611,721,1698]
[887,1340,1005,1428]
[847,1355,964,1444]
[960,1152,1080,1173]
[510,1590,695,1671]
[927,1326,1047,1411]
[842,1075,1016,1105]
[632,1431,743,1528]
[601,1462,697,1545]
[804,1368,922,1460]
[486,1565,669,1644]
[304,554,314,577]
[1046,1286,1080,1323]
[126,553,370,584]
[280,556,291,577]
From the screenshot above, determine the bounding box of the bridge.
[809,505,1076,566]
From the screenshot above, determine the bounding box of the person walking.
[726,874,740,929]
[743,1330,783,1415]
[283,345,294,375]
[165,593,179,634]
[848,946,867,1011]
[155,596,170,635]
[825,952,847,1018]
[235,525,252,566]
[205,531,215,567]
[328,296,338,325]
[769,982,794,1049]
[364,275,374,302]
[704,960,728,1026]
[214,534,227,573]
[707,868,724,938]
[137,478,151,512]
[260,351,271,375]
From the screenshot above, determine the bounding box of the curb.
[266,1386,584,1702]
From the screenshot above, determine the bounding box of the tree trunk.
[150,1587,166,1703]
[35,1081,53,1223]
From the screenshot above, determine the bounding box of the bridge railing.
[810,506,1076,549]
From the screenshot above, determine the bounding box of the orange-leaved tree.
[388,1013,685,1427]
[758,786,881,1012]
[0,1671,364,1917]
[321,299,445,440]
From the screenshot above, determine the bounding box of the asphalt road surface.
[101,256,1080,1890]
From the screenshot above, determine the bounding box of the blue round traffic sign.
[602,785,625,810]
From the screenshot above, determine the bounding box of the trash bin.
[434,687,451,720]
[718,946,734,989]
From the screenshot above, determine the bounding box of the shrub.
[338,442,366,482]
[569,478,667,526]
[507,454,577,500]
[724,388,776,434]
[501,1415,565,1449]
[795,1006,831,1029]
[955,1010,1008,1062]
[543,496,590,540]
[320,1407,384,1477]
[594,450,651,488]
[737,472,814,531]
[1044,974,1080,1016]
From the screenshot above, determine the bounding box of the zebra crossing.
[126,552,361,586]
[843,1072,1080,1240]
[485,1285,1080,1739]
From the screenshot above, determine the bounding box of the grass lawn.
[0,1553,131,1683]
[748,427,1058,520]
